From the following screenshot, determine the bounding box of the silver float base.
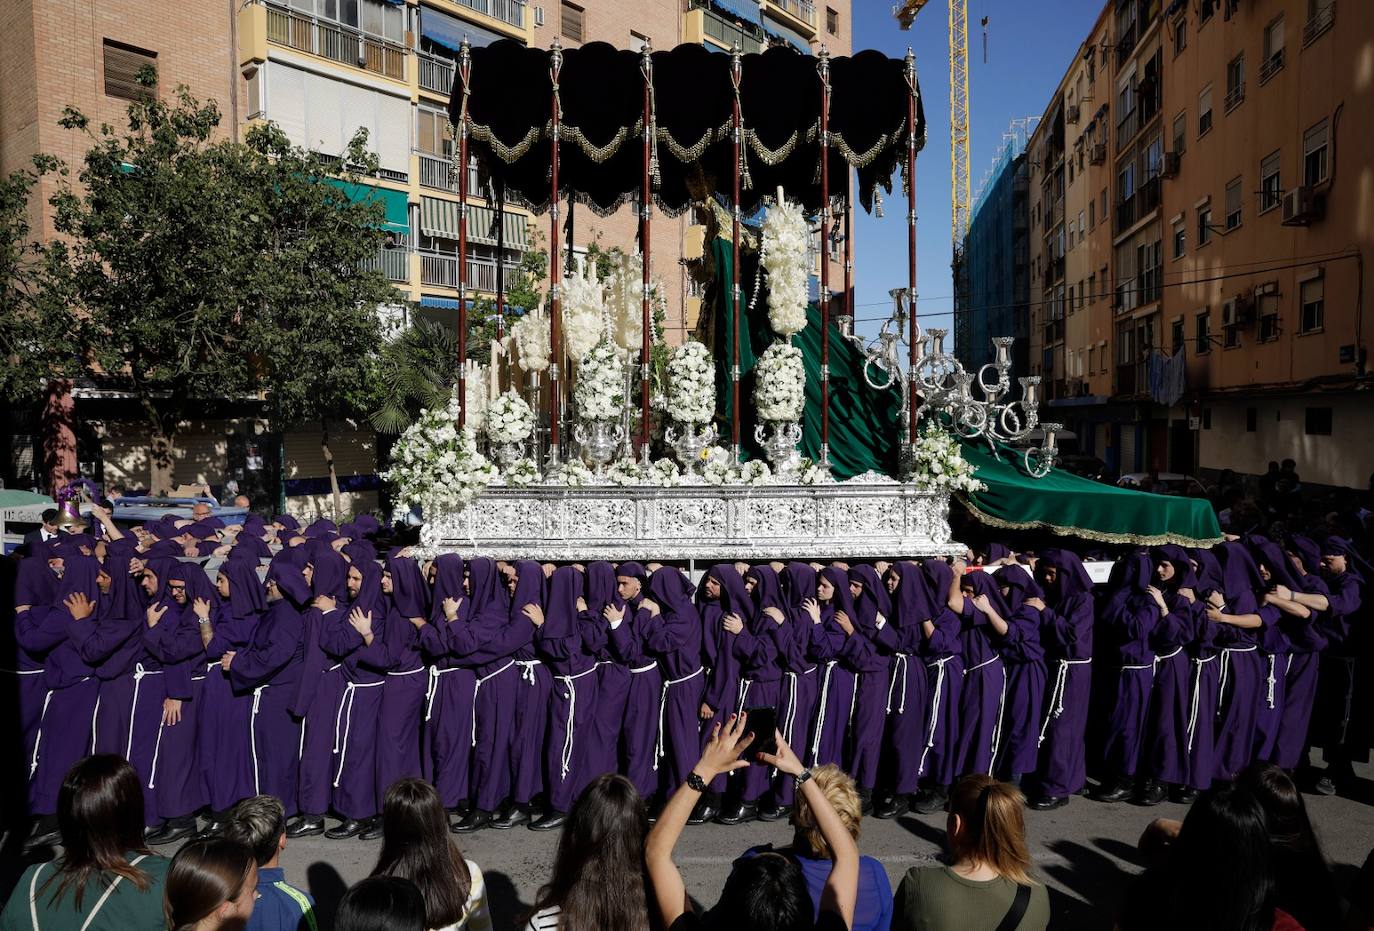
[418,478,960,561]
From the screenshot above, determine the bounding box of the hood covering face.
[266,552,312,606]
[1035,548,1094,604]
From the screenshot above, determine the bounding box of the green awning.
[709,236,1223,547]
[326,179,410,234]
[423,197,527,248]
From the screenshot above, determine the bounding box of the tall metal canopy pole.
[729,43,743,463]
[817,48,832,471]
[456,39,472,427]
[495,188,505,340]
[639,42,655,460]
[904,47,920,449]
[547,38,563,467]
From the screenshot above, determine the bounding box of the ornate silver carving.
[666,422,717,477]
[574,420,625,473]
[489,440,526,470]
[754,420,803,475]
[417,483,960,561]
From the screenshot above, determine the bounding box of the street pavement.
[271,769,1374,931]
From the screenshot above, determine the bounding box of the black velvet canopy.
[451,40,925,218]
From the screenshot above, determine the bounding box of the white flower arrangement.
[605,458,644,486]
[793,457,829,485]
[738,460,773,486]
[574,339,626,422]
[908,424,986,493]
[562,264,607,362]
[665,340,716,425]
[755,342,806,423]
[760,196,810,337]
[606,252,665,355]
[648,458,682,487]
[703,445,735,486]
[380,401,498,515]
[512,308,552,372]
[486,391,535,445]
[502,458,540,487]
[463,361,488,433]
[554,459,595,487]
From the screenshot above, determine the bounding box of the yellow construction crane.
[895,0,972,350]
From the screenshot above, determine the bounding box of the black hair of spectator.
[336,877,426,931]
[707,852,813,931]
[43,755,152,909]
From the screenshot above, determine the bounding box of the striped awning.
[421,196,527,248]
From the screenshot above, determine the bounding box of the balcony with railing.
[363,245,410,283]
[445,0,525,29]
[418,53,455,96]
[1114,175,1161,235]
[417,152,480,194]
[1116,81,1159,148]
[766,0,817,29]
[419,252,503,292]
[265,3,406,81]
[693,2,763,53]
[1303,1,1334,46]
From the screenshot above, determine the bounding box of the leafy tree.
[0,157,73,402]
[369,237,549,433]
[237,123,396,518]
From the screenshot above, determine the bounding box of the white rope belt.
[126,663,162,760]
[2,668,44,674]
[28,689,55,779]
[1265,653,1282,709]
[654,666,704,770]
[556,666,598,780]
[425,665,464,722]
[1154,645,1183,675]
[250,685,268,795]
[918,656,953,777]
[471,660,515,746]
[1186,654,1217,753]
[966,655,1001,675]
[734,678,754,715]
[810,661,837,762]
[1217,645,1257,715]
[332,680,384,787]
[1037,657,1092,747]
[516,659,541,685]
[630,662,658,674]
[887,654,910,715]
[987,663,1007,775]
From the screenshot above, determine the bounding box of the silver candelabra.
[836,288,1060,478]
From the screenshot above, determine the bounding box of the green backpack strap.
[273,882,318,931]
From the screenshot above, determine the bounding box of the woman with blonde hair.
[891,775,1049,931]
[745,764,892,931]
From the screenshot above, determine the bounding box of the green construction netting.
[706,237,1223,546]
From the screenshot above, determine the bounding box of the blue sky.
[849,0,1097,339]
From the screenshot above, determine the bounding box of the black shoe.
[1029,795,1069,811]
[285,815,326,838]
[687,799,719,825]
[858,789,874,816]
[325,819,367,840]
[1092,781,1134,803]
[756,802,790,822]
[448,800,472,820]
[193,821,226,841]
[454,809,493,833]
[529,811,567,831]
[359,817,384,841]
[147,821,198,845]
[1137,780,1166,806]
[913,787,948,814]
[714,800,758,825]
[873,794,909,819]
[1313,775,1337,796]
[491,804,530,830]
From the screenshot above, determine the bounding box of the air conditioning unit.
[1161,151,1181,178]
[534,5,545,26]
[1066,104,1081,124]
[1090,142,1107,164]
[1281,186,1323,226]
[1234,291,1257,325]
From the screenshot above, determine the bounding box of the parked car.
[1117,471,1210,498]
[1057,454,1114,484]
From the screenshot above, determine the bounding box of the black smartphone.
[741,706,778,759]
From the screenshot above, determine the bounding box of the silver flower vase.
[755,420,803,476]
[666,422,717,477]
[575,419,625,475]
[490,440,526,470]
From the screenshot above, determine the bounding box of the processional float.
[402,38,1057,561]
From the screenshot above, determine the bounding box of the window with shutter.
[561,2,584,43]
[103,40,157,101]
